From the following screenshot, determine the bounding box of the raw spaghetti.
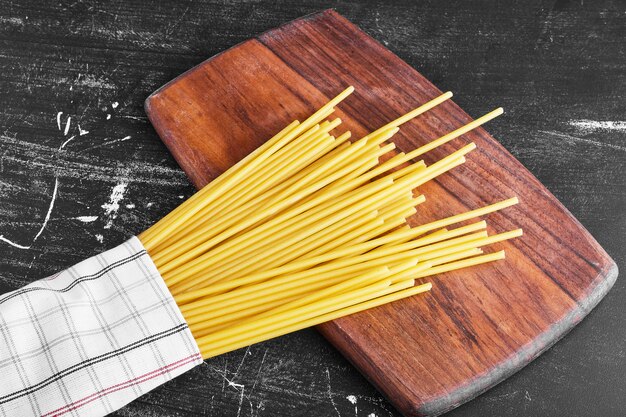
[137,86,521,359]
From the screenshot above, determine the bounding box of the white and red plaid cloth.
[0,237,203,417]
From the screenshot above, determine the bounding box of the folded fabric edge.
[0,236,204,417]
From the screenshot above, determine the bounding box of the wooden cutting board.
[144,10,617,417]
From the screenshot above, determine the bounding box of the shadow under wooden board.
[144,9,617,417]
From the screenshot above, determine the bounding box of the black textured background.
[0,1,624,416]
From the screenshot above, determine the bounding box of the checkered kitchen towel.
[0,237,203,417]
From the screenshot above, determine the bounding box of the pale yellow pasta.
[138,86,520,360]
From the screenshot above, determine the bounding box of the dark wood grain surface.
[145,10,616,416]
[0,1,624,416]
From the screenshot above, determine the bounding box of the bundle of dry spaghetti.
[0,86,522,416]
[138,86,522,359]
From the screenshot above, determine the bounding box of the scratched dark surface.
[0,1,624,416]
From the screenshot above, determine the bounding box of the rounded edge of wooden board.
[318,262,617,417]
[143,9,331,187]
[143,38,263,189]
[144,8,332,109]
[418,261,617,417]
